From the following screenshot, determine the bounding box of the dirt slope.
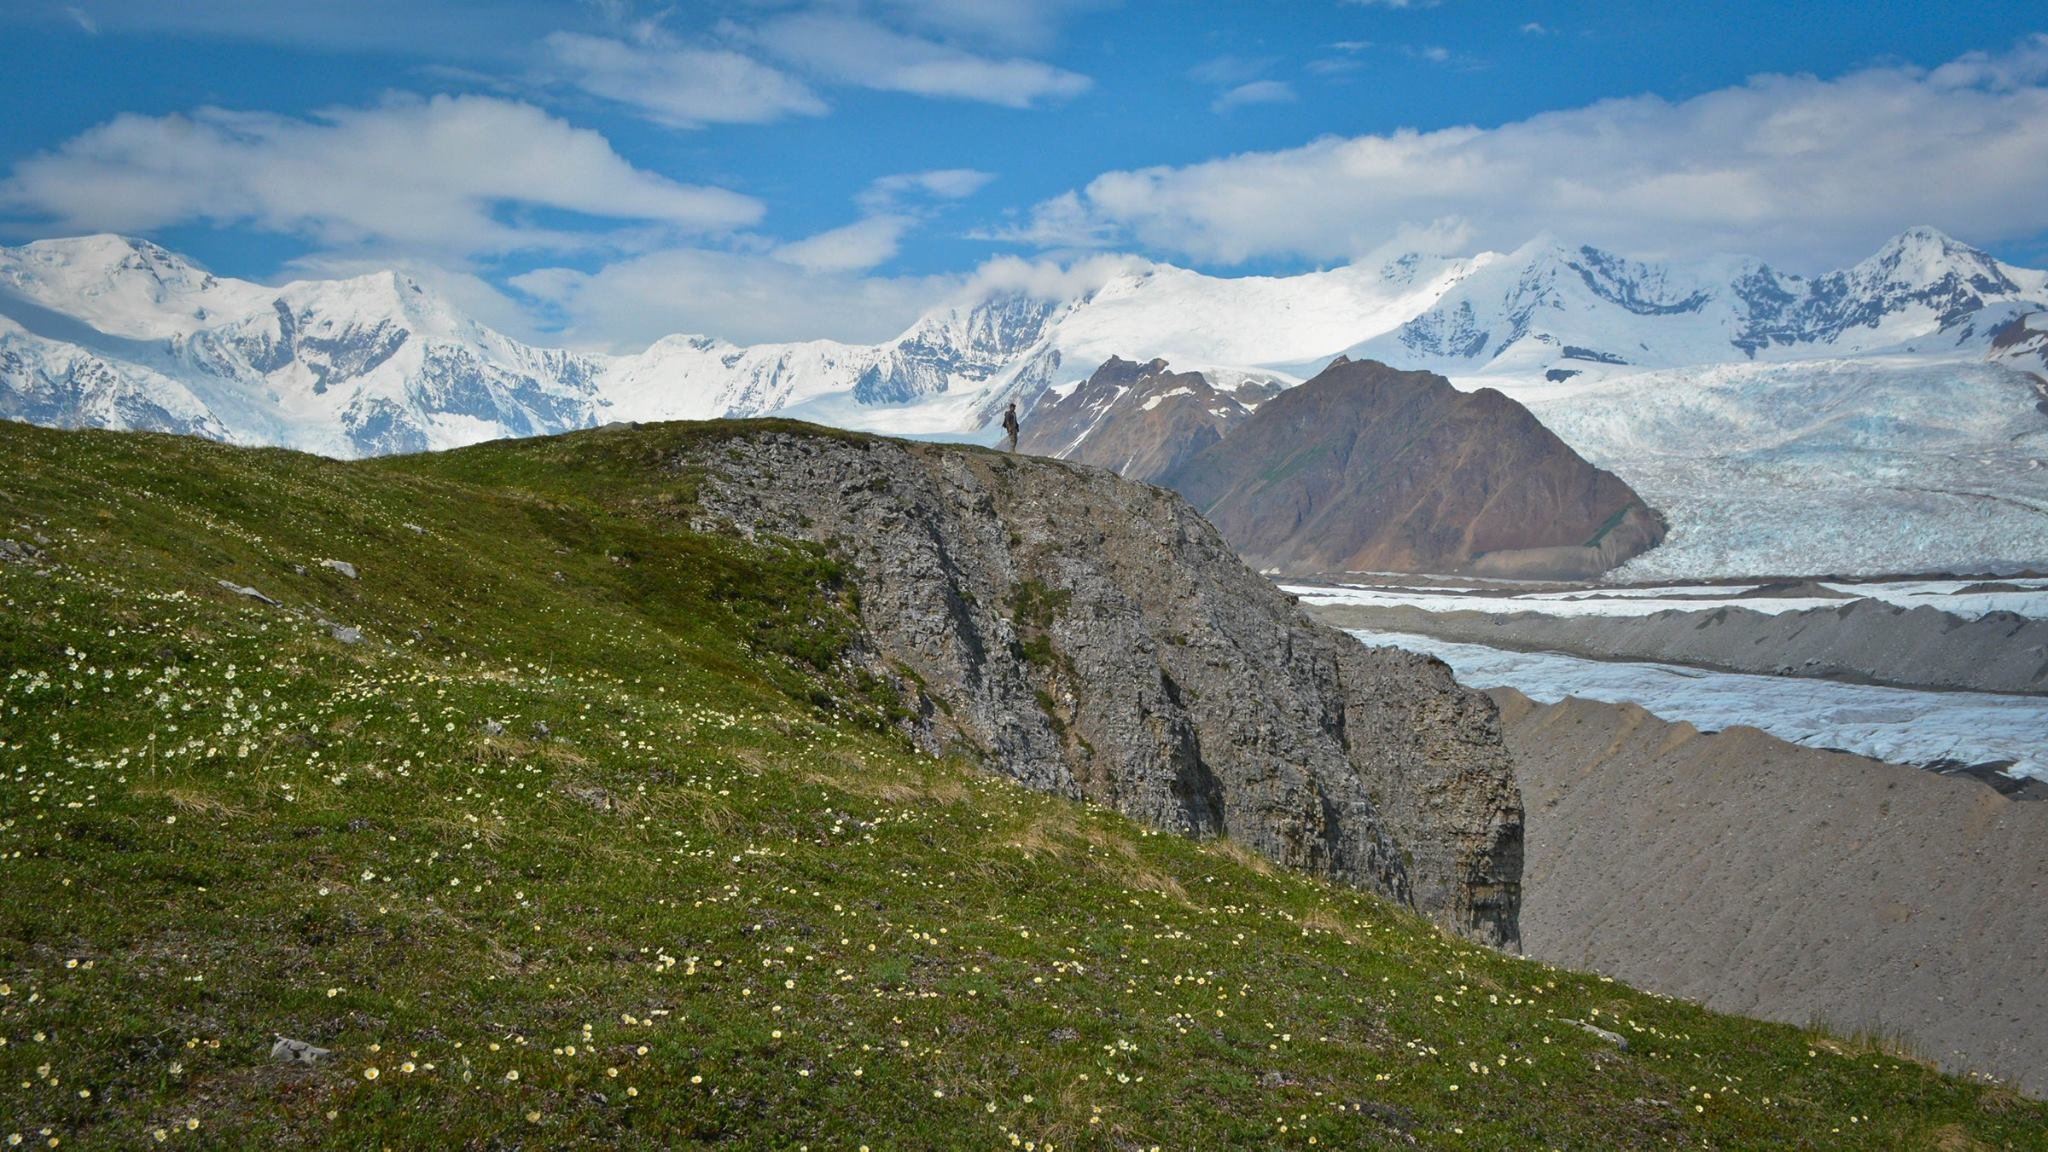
[1497,688,2048,1095]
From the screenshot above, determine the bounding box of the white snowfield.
[1287,578,2048,622]
[1347,629,2048,784]
[4,227,2047,576]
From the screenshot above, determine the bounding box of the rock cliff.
[673,425,1523,947]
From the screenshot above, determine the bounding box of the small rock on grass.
[270,1037,332,1066]
[1565,1019,1629,1049]
[217,580,279,606]
[330,625,364,645]
[319,559,359,579]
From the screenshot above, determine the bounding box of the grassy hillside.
[1,420,2041,1150]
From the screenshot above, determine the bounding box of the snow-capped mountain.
[5,228,2047,576]
[1348,226,2048,381]
[0,236,611,457]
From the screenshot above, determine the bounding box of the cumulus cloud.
[751,12,1090,108]
[997,36,2048,268]
[509,247,961,349]
[513,246,1141,351]
[771,168,997,273]
[774,214,916,273]
[543,31,826,128]
[0,93,762,256]
[1213,80,1297,113]
[960,251,1151,300]
[859,168,996,211]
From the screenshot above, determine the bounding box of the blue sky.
[2,1,2046,349]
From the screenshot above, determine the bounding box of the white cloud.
[543,32,826,128]
[1521,22,1549,35]
[858,168,996,213]
[960,251,1151,300]
[63,6,96,34]
[1213,80,1297,113]
[0,93,762,257]
[513,246,1142,351]
[774,214,916,272]
[510,247,960,349]
[998,36,2048,268]
[774,168,997,272]
[752,12,1091,108]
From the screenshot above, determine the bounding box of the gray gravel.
[1500,687,2048,1097]
[1311,599,2048,695]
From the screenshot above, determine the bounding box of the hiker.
[1001,401,1021,452]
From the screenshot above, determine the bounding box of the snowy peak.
[1018,354,1256,482]
[1857,225,2009,288]
[1794,225,2024,339]
[0,234,275,339]
[854,290,1062,405]
[1365,227,2048,373]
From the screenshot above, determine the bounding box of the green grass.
[0,419,2042,1150]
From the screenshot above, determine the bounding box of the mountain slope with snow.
[4,229,2047,576]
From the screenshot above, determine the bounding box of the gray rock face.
[676,428,1523,947]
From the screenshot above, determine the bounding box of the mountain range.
[4,228,2047,576]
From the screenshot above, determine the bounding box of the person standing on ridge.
[1001,401,1021,452]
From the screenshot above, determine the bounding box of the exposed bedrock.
[672,426,1524,947]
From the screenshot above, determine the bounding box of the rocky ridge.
[672,426,1524,947]
[1016,355,1270,483]
[1162,358,1667,578]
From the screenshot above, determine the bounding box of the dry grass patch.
[1932,1123,1994,1151]
[1299,906,1370,948]
[1206,836,1277,877]
[143,787,251,820]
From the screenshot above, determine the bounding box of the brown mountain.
[1017,356,1268,483]
[1160,357,1665,578]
